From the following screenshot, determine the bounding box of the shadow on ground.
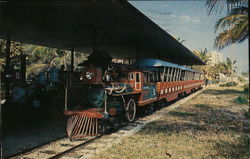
[2,116,67,158]
[141,104,249,134]
[139,101,250,159]
[213,135,250,159]
[204,89,246,95]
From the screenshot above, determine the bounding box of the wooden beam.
[5,39,11,100]
[71,47,74,72]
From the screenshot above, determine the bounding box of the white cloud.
[179,15,201,24]
[192,19,201,23]
[180,15,191,22]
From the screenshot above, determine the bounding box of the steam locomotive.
[64,58,204,139]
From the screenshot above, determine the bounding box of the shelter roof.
[132,58,181,69]
[133,58,202,73]
[0,1,205,65]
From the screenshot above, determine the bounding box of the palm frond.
[50,57,63,68]
[192,48,211,64]
[206,0,247,15]
[214,14,245,33]
[234,15,249,40]
[214,12,248,49]
[26,63,48,76]
[230,6,248,14]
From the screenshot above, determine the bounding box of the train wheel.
[157,100,164,109]
[98,119,110,134]
[125,99,136,122]
[146,103,154,114]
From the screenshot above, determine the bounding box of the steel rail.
[7,135,67,159]
[48,135,103,159]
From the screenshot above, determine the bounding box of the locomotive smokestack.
[86,50,113,67]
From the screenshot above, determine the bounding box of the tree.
[221,57,237,75]
[214,6,248,49]
[206,0,247,15]
[192,48,211,75]
[0,40,87,77]
[207,65,220,79]
[206,0,249,113]
[0,39,24,66]
[206,0,248,49]
[193,48,211,63]
[26,46,87,77]
[241,71,249,77]
[220,57,237,82]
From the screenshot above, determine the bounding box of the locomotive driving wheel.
[125,99,136,122]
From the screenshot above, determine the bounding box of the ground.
[2,117,67,158]
[93,85,250,159]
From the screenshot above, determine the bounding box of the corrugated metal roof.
[133,58,201,73]
[133,58,181,69]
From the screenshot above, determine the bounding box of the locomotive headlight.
[86,71,93,80]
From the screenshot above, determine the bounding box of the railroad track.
[9,135,97,159]
[6,135,67,159]
[10,89,204,159]
[10,119,145,159]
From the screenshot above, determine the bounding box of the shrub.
[238,76,246,82]
[234,95,249,105]
[243,83,249,92]
[219,81,238,87]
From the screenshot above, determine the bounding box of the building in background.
[208,51,223,66]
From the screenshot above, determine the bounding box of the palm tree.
[206,0,248,49]
[0,40,24,66]
[206,0,247,15]
[221,57,237,81]
[214,6,248,49]
[26,46,87,77]
[193,48,211,63]
[192,48,212,77]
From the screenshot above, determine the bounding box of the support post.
[64,87,68,111]
[176,69,179,81]
[20,55,26,80]
[5,39,11,100]
[161,67,166,82]
[170,68,174,82]
[70,47,74,72]
[64,75,69,111]
[173,68,177,81]
[178,69,181,81]
[166,67,170,81]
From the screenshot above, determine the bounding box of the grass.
[234,95,249,105]
[219,81,238,87]
[93,86,250,159]
[243,83,249,92]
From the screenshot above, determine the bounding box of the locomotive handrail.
[105,83,127,95]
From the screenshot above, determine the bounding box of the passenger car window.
[136,73,140,82]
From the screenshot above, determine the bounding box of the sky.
[129,1,249,73]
